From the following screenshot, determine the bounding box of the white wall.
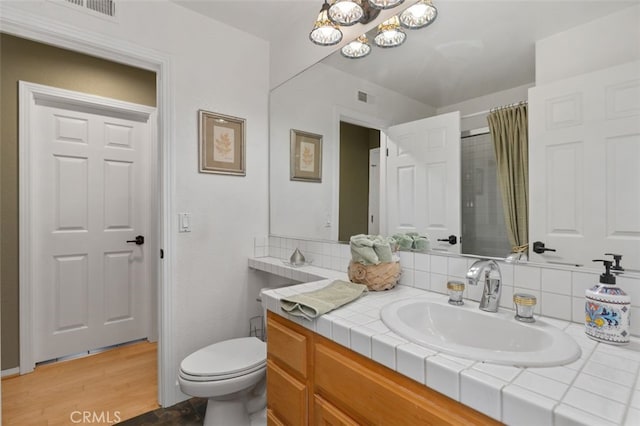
[1,0,270,405]
[536,4,640,85]
[437,83,533,131]
[270,62,436,241]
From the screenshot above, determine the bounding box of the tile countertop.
[250,257,640,426]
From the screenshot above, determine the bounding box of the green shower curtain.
[487,103,529,254]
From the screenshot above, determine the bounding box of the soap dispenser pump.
[585,258,630,345]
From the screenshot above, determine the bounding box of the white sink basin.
[381,297,581,367]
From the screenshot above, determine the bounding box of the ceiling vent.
[357,91,368,103]
[60,0,116,18]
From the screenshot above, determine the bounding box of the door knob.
[126,235,145,245]
[437,235,458,245]
[532,241,555,254]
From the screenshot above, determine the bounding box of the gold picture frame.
[290,129,322,182]
[199,110,246,176]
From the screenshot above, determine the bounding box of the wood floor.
[1,341,159,425]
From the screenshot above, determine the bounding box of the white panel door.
[529,60,640,269]
[386,112,461,253]
[30,96,151,363]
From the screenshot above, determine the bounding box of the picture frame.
[290,129,322,182]
[198,109,246,176]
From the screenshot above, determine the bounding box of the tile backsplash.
[254,235,640,336]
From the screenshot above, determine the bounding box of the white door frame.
[19,80,157,370]
[2,4,176,406]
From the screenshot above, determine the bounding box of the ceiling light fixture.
[341,34,372,59]
[368,0,405,10]
[309,0,343,46]
[328,0,364,26]
[374,15,406,48]
[399,0,438,29]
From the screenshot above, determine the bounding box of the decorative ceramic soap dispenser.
[585,257,630,345]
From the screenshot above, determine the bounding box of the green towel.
[373,239,393,263]
[280,280,368,320]
[350,235,379,265]
[412,236,429,251]
[392,233,414,250]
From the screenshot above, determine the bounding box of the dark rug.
[117,398,207,425]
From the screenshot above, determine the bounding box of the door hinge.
[160,249,164,259]
[386,148,389,156]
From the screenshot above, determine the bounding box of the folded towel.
[350,235,379,265]
[412,236,429,251]
[373,239,394,263]
[392,233,414,250]
[280,280,368,320]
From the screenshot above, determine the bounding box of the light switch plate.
[179,212,191,232]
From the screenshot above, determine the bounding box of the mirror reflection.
[269,1,639,262]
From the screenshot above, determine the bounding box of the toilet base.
[204,398,249,426]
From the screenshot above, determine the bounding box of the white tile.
[526,366,578,385]
[596,341,640,363]
[631,306,640,337]
[398,250,414,269]
[619,275,640,303]
[430,255,448,274]
[582,360,636,387]
[322,242,332,256]
[316,315,333,339]
[331,243,342,257]
[414,270,429,290]
[631,389,640,409]
[365,320,390,334]
[350,325,375,357]
[572,271,598,298]
[514,265,541,291]
[460,369,504,420]
[554,403,618,426]
[472,363,522,382]
[448,257,469,278]
[625,407,640,426]
[425,355,466,400]
[573,372,632,404]
[371,333,404,370]
[497,262,514,286]
[396,343,434,384]
[414,253,430,272]
[589,350,640,373]
[571,297,585,324]
[512,371,568,400]
[541,268,572,295]
[330,256,342,271]
[466,280,484,302]
[399,267,414,286]
[541,292,572,321]
[562,387,627,424]
[499,284,514,309]
[502,385,556,426]
[429,273,448,294]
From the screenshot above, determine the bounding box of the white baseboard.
[2,367,20,378]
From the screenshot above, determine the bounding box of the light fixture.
[399,0,438,29]
[328,0,364,26]
[374,15,406,48]
[341,35,372,59]
[367,0,405,10]
[309,0,343,46]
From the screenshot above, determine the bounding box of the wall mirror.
[269,1,638,261]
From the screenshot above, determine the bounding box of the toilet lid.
[180,337,266,379]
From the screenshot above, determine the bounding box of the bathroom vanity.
[266,310,498,425]
[254,256,640,425]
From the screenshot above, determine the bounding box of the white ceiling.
[174,0,639,108]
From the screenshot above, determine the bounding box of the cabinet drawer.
[314,340,500,425]
[267,360,307,426]
[314,395,359,426]
[267,311,308,378]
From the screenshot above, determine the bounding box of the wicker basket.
[347,260,401,291]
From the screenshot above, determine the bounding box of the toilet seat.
[179,337,266,382]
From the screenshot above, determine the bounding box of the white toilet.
[178,336,267,426]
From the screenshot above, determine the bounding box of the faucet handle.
[513,293,536,323]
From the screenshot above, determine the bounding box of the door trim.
[2,3,176,406]
[19,81,157,371]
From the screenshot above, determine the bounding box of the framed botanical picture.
[198,110,246,176]
[290,129,322,182]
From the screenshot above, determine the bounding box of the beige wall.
[338,122,380,241]
[0,33,156,370]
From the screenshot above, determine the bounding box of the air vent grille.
[63,0,116,18]
[357,91,368,103]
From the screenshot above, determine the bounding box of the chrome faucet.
[466,259,502,312]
